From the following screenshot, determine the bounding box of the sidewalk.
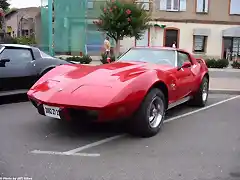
[208,68,240,94]
[209,77,240,95]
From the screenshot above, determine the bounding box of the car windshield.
[39,50,54,58]
[0,45,3,52]
[118,48,176,66]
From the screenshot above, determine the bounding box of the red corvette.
[27,47,209,137]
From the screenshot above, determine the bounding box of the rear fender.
[201,72,209,83]
[193,62,209,93]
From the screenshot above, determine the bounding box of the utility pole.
[48,0,55,56]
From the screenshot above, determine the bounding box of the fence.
[40,0,111,56]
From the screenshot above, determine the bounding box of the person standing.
[104,36,111,56]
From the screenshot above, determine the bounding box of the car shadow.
[1,94,206,141]
[36,102,200,140]
[0,94,28,105]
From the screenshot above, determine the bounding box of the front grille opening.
[68,108,99,122]
[30,99,38,108]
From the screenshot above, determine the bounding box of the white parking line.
[31,95,240,157]
[31,150,100,157]
[164,95,240,123]
[63,135,126,155]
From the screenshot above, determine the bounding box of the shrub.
[205,58,216,68]
[100,53,116,64]
[15,36,37,45]
[66,55,92,64]
[205,58,229,68]
[231,61,240,69]
[215,58,229,68]
[0,35,18,43]
[80,54,92,64]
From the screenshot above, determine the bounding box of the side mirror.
[0,58,10,63]
[178,62,191,70]
[182,62,191,68]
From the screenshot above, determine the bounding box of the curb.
[208,68,240,72]
[209,89,240,95]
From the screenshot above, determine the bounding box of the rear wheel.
[129,88,166,138]
[189,76,209,107]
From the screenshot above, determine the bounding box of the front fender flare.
[39,66,56,76]
[109,70,170,113]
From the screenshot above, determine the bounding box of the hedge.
[65,55,92,64]
[100,53,116,64]
[205,58,229,68]
[231,61,240,69]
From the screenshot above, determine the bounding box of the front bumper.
[28,97,133,122]
[29,98,99,122]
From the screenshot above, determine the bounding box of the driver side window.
[0,48,33,65]
[177,52,192,67]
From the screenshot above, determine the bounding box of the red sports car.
[27,47,209,137]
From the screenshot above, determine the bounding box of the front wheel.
[129,88,166,138]
[189,76,209,107]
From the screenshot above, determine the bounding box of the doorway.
[164,28,179,48]
[223,37,240,61]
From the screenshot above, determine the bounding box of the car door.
[0,47,37,91]
[174,51,195,99]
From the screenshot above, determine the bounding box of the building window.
[232,38,240,58]
[166,0,180,11]
[88,0,94,9]
[193,35,207,53]
[164,28,179,48]
[196,0,208,13]
[229,0,240,15]
[160,0,186,11]
[136,0,150,10]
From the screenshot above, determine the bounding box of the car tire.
[189,76,209,107]
[129,88,166,138]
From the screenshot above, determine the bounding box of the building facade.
[4,7,41,43]
[42,0,240,59]
[122,0,240,60]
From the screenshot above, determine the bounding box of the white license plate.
[43,105,60,119]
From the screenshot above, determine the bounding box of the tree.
[0,0,10,29]
[0,0,10,11]
[93,0,151,56]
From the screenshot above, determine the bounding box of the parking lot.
[1,93,240,180]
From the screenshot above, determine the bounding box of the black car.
[0,44,71,96]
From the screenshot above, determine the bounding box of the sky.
[9,0,41,8]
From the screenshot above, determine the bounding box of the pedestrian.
[104,36,111,57]
[172,41,176,48]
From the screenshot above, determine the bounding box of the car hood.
[28,61,171,107]
[35,62,151,89]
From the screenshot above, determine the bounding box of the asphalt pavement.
[1,94,240,180]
